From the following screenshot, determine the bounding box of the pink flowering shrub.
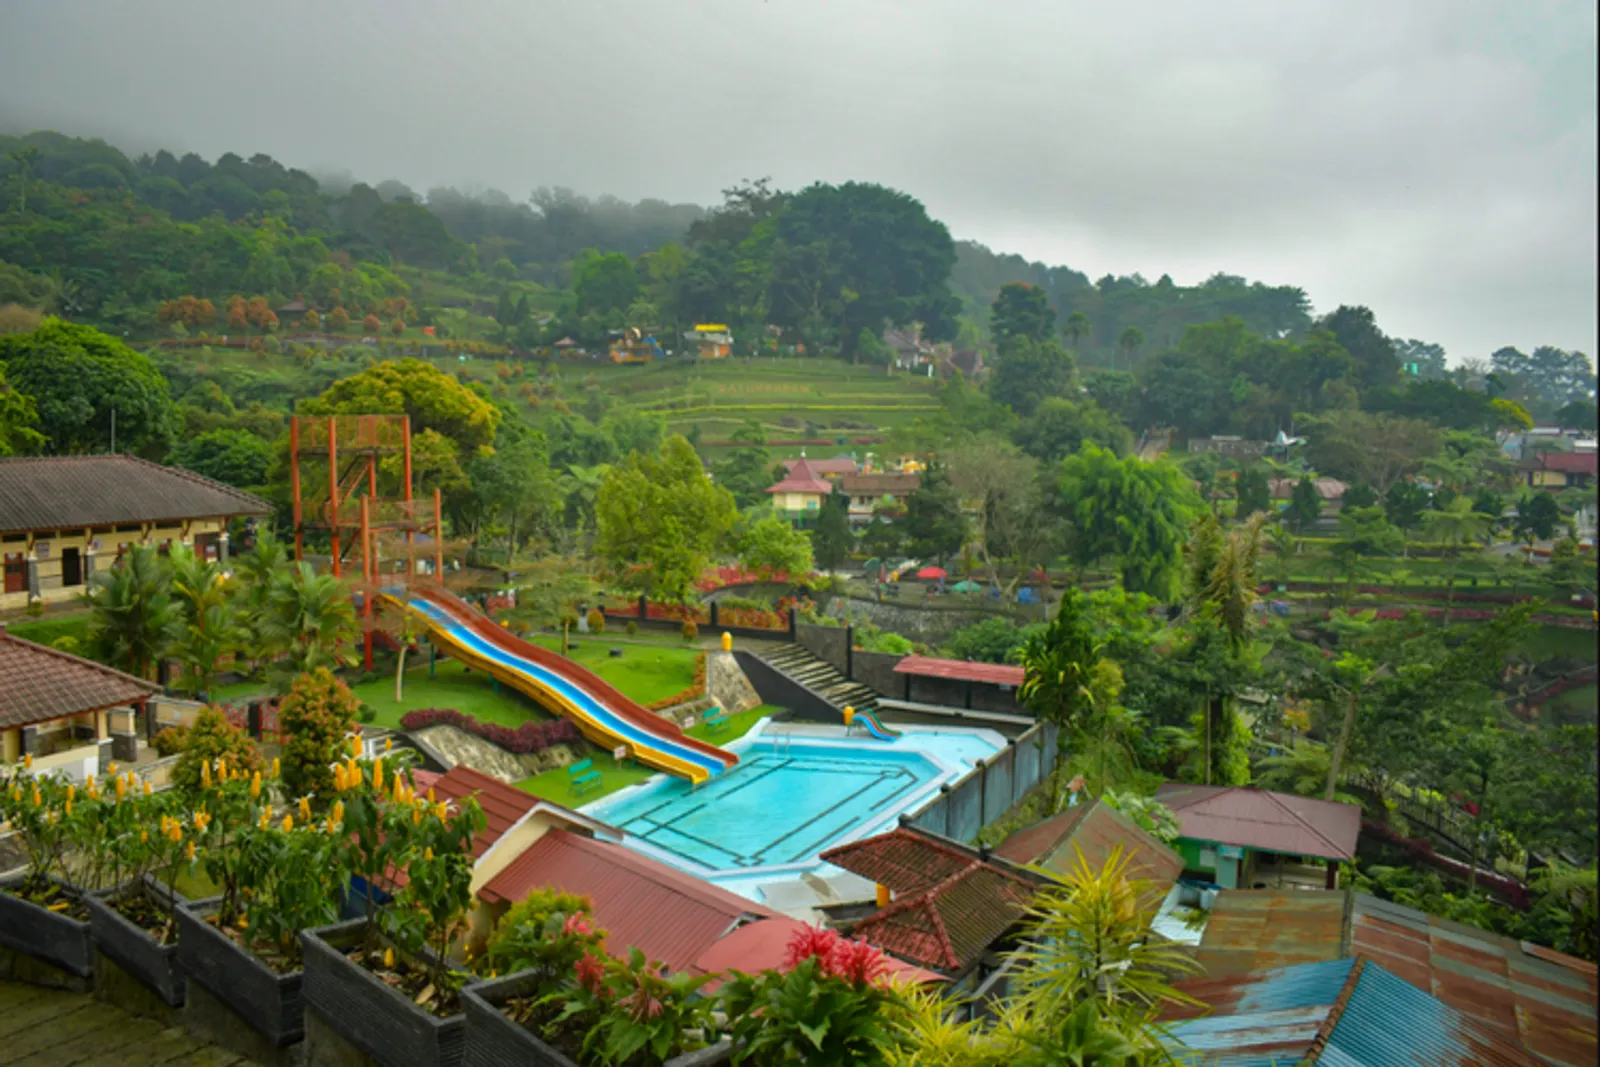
[398,708,580,754]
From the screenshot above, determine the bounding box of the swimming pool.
[582,720,1003,899]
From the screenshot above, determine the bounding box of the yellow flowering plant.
[0,764,77,903]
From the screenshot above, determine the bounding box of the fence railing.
[906,721,1060,843]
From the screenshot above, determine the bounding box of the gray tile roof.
[0,455,271,534]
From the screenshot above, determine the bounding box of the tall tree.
[988,335,1075,417]
[594,435,737,601]
[899,463,967,563]
[85,544,178,681]
[809,487,853,572]
[0,318,177,454]
[990,282,1055,344]
[1315,305,1399,389]
[1055,444,1201,600]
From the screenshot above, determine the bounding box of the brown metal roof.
[892,655,1024,687]
[994,798,1184,899]
[478,829,780,974]
[0,455,271,535]
[821,826,1046,974]
[0,629,159,729]
[840,472,920,495]
[782,456,857,476]
[1155,783,1362,861]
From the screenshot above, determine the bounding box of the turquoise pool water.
[582,722,1003,899]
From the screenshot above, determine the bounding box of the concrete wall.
[822,595,1037,645]
[851,649,902,699]
[796,623,849,675]
[907,722,1060,844]
[732,650,840,723]
[1,519,227,612]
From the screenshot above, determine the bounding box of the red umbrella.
[914,566,947,580]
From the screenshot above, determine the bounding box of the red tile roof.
[994,798,1184,897]
[0,629,159,729]
[766,459,834,496]
[892,655,1024,687]
[479,829,780,973]
[1155,783,1361,861]
[689,916,945,988]
[820,827,1045,974]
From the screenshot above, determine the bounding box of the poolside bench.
[702,706,729,734]
[568,758,603,796]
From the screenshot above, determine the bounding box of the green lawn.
[7,612,90,648]
[515,703,779,808]
[351,659,553,729]
[527,636,699,705]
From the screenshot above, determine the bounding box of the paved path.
[0,980,257,1067]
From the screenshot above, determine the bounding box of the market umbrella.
[950,579,983,593]
[915,566,948,580]
[861,557,883,579]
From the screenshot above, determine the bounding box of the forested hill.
[0,130,1350,361]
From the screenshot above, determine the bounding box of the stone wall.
[822,596,1032,646]
[706,651,762,715]
[796,623,849,674]
[411,725,574,783]
[851,649,903,699]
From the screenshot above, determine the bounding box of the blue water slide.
[407,598,725,780]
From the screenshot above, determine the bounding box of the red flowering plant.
[556,946,720,1065]
[720,924,909,1065]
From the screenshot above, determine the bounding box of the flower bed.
[645,654,708,712]
[399,709,580,755]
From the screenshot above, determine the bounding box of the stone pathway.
[0,980,257,1067]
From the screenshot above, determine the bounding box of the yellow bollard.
[842,705,855,727]
[721,631,733,652]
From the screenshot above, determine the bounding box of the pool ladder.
[770,725,794,755]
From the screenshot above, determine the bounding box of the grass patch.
[7,612,90,648]
[527,637,699,705]
[1548,683,1598,717]
[1525,625,1600,663]
[515,703,780,807]
[350,659,552,730]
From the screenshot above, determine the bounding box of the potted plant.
[302,755,487,1067]
[0,760,96,979]
[177,756,345,1046]
[84,774,214,1006]
[462,892,728,1066]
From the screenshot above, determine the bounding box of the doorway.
[61,547,82,587]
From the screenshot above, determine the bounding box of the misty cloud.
[1,0,1592,362]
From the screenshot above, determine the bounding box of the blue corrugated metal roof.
[1164,957,1538,1066]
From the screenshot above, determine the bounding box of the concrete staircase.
[759,644,882,716]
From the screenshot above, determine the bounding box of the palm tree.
[1115,326,1143,372]
[1421,497,1491,623]
[174,603,246,701]
[260,562,359,688]
[1256,740,1360,805]
[84,544,179,681]
[168,543,228,622]
[1063,311,1091,353]
[231,534,290,677]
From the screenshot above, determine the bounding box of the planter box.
[85,874,216,1008]
[175,902,304,1046]
[463,970,732,1067]
[0,872,94,978]
[301,918,467,1067]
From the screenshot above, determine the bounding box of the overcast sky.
[2,0,1594,363]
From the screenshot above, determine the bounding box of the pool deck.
[584,720,1004,918]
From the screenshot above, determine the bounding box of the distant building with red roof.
[782,455,858,479]
[820,825,1049,981]
[1155,782,1361,890]
[766,458,835,525]
[1523,448,1597,491]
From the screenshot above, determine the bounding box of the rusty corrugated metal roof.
[1192,889,1351,979]
[1155,783,1361,861]
[478,829,780,973]
[1349,894,1598,1067]
[993,798,1184,899]
[1188,890,1598,1066]
[1165,957,1540,1066]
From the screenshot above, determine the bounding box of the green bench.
[702,706,729,734]
[568,758,603,796]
